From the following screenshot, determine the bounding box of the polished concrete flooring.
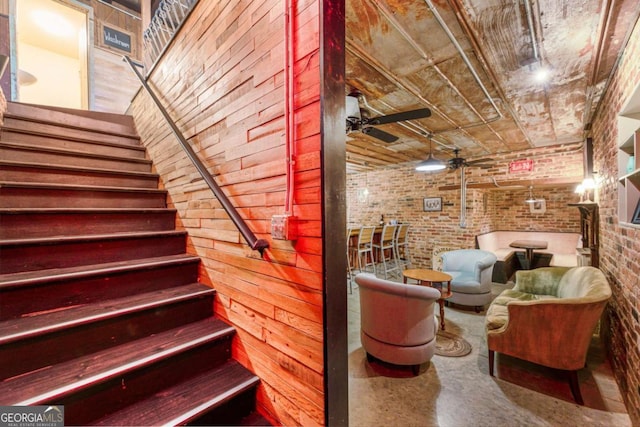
[347,279,631,427]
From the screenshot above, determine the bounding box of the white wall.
[17,42,82,109]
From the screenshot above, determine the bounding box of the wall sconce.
[582,178,595,202]
[576,178,596,203]
[574,184,585,203]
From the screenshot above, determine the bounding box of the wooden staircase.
[0,102,265,426]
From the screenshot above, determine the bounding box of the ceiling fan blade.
[466,158,494,165]
[368,108,432,125]
[362,126,399,143]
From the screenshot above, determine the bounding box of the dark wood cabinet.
[569,203,599,268]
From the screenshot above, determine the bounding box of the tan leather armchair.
[355,273,441,374]
[485,266,612,404]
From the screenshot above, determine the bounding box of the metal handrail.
[124,56,269,255]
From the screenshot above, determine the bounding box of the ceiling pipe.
[445,0,534,147]
[346,41,493,154]
[370,0,503,136]
[460,166,467,228]
[422,0,503,122]
[523,0,539,61]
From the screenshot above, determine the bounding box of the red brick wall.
[347,144,583,268]
[591,17,640,423]
[128,1,324,425]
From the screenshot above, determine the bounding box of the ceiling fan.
[346,90,431,143]
[447,149,494,170]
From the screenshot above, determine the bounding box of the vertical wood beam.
[320,0,348,425]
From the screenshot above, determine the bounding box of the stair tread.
[3,107,139,139]
[0,207,176,214]
[0,253,200,288]
[0,160,158,179]
[0,282,214,346]
[8,101,136,127]
[0,134,146,152]
[0,141,150,164]
[0,181,167,193]
[93,360,258,426]
[0,317,234,406]
[1,229,186,246]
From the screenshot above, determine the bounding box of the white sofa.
[476,231,582,282]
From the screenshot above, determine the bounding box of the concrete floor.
[348,279,631,427]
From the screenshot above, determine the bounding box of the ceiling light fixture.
[534,67,550,83]
[415,136,447,172]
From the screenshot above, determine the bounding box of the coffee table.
[402,269,453,331]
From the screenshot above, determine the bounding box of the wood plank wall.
[128,1,325,425]
[85,0,142,113]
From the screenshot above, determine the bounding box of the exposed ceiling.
[345,0,640,173]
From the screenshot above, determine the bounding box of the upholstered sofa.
[355,273,441,374]
[485,266,611,404]
[441,249,497,311]
[476,231,583,283]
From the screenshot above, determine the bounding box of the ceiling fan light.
[345,95,361,120]
[415,154,447,172]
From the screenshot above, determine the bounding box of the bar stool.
[349,226,376,277]
[372,224,399,279]
[394,223,411,270]
[346,227,356,293]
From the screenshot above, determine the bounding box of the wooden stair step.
[0,254,200,289]
[0,182,167,209]
[1,230,187,274]
[0,142,152,173]
[93,360,259,426]
[0,254,201,320]
[0,130,147,158]
[2,113,139,143]
[0,161,159,189]
[1,119,140,147]
[0,283,216,380]
[0,317,234,405]
[0,283,214,345]
[6,101,136,130]
[0,207,175,239]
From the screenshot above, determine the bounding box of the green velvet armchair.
[485,266,611,404]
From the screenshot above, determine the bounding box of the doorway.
[12,0,91,109]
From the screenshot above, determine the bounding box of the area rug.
[435,330,472,357]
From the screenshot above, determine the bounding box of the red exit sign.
[509,159,534,173]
